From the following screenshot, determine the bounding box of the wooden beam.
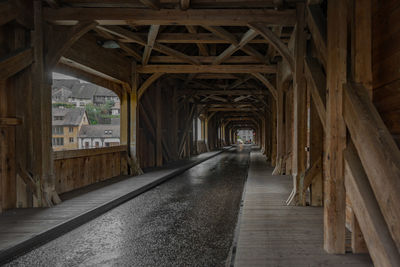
[149,55,259,64]
[291,3,307,205]
[180,0,190,10]
[44,0,61,8]
[46,21,98,69]
[343,83,400,252]
[119,43,142,62]
[0,48,33,80]
[344,144,400,267]
[352,0,372,98]
[63,35,131,82]
[0,1,16,26]
[208,108,258,112]
[186,26,208,56]
[228,75,252,89]
[142,25,160,65]
[137,64,276,74]
[139,0,160,10]
[155,84,162,166]
[43,8,297,26]
[266,26,283,63]
[0,117,22,126]
[249,22,295,72]
[251,73,277,100]
[178,105,195,155]
[213,29,258,65]
[94,27,142,62]
[304,56,326,131]
[100,26,200,65]
[306,5,327,67]
[138,73,164,99]
[299,157,322,205]
[183,89,268,96]
[324,0,348,254]
[120,33,281,44]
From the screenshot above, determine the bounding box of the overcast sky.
[52,72,87,82]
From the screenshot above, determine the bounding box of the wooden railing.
[343,83,400,266]
[53,145,128,194]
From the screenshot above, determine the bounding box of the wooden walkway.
[0,149,227,263]
[233,151,372,267]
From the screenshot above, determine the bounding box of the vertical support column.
[32,1,59,206]
[348,0,372,253]
[193,109,198,154]
[273,62,285,175]
[291,3,307,202]
[155,82,162,166]
[204,117,209,151]
[324,0,348,254]
[271,98,277,166]
[172,88,178,160]
[310,85,323,206]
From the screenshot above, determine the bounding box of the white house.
[78,125,120,149]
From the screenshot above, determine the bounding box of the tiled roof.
[79,125,120,138]
[52,108,86,126]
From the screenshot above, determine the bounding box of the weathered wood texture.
[53,146,128,194]
[234,151,372,266]
[343,83,400,252]
[324,0,347,254]
[372,0,400,146]
[344,144,400,267]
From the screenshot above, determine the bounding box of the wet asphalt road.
[6,146,250,267]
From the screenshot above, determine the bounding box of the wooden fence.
[53,145,128,194]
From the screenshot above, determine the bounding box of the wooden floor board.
[233,151,372,267]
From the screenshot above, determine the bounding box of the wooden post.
[291,3,307,203]
[348,0,372,252]
[272,62,285,175]
[271,97,277,167]
[32,1,60,206]
[155,82,162,166]
[310,85,323,206]
[324,0,347,254]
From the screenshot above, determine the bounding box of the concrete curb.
[0,147,232,265]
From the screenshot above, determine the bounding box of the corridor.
[6,147,250,266]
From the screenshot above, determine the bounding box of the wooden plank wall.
[372,0,400,146]
[53,146,128,194]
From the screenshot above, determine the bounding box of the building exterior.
[78,125,120,149]
[52,86,72,103]
[93,87,120,105]
[52,79,120,108]
[52,108,89,151]
[111,101,120,115]
[237,130,254,143]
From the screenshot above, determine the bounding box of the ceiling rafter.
[98,25,200,65]
[249,22,295,72]
[142,25,160,65]
[139,0,160,10]
[185,26,209,56]
[213,29,258,65]
[94,28,142,61]
[180,0,191,10]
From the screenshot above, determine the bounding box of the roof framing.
[43,8,296,26]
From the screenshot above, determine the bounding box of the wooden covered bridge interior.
[1,0,400,265]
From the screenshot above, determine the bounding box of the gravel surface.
[6,146,250,267]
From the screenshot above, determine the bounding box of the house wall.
[52,126,79,151]
[79,137,120,149]
[68,98,91,107]
[372,0,400,146]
